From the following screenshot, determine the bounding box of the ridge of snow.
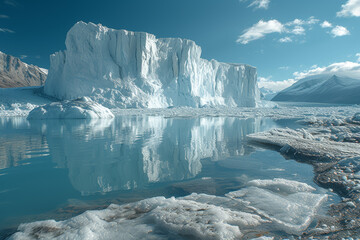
[273,74,360,104]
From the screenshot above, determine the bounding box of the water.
[0,116,334,234]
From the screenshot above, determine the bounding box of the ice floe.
[27,97,114,119]
[10,178,326,240]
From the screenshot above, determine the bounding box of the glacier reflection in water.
[30,116,267,195]
[0,116,286,231]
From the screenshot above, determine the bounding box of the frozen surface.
[273,74,360,104]
[0,87,51,117]
[44,22,259,108]
[27,97,114,119]
[10,178,326,240]
[248,112,360,161]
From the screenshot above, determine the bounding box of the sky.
[1,0,360,92]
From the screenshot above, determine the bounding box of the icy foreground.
[248,113,360,161]
[10,178,326,240]
[27,97,114,119]
[44,22,259,108]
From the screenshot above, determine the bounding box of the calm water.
[0,116,333,233]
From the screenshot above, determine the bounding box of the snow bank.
[44,22,259,108]
[10,178,326,239]
[27,97,114,119]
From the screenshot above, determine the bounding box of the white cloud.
[356,53,360,62]
[331,25,350,37]
[279,37,292,43]
[240,0,270,9]
[285,17,319,26]
[337,0,360,17]
[321,21,332,28]
[0,28,14,33]
[0,14,9,19]
[237,19,284,44]
[293,61,360,80]
[291,26,305,35]
[249,0,270,9]
[258,76,296,92]
[237,17,321,44]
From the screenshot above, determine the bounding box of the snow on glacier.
[9,178,326,240]
[44,21,259,108]
[27,97,114,119]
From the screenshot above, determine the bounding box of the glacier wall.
[44,22,259,108]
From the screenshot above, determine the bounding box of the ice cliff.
[44,22,259,108]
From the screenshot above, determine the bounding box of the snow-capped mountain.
[259,87,278,100]
[0,51,47,88]
[272,74,360,104]
[44,22,259,108]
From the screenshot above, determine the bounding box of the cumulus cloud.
[291,26,305,35]
[331,25,350,37]
[279,37,292,43]
[0,28,14,33]
[237,17,319,44]
[337,0,360,17]
[356,53,360,62]
[285,17,319,26]
[293,61,360,80]
[240,0,270,9]
[258,76,296,92]
[321,21,332,28]
[236,19,284,44]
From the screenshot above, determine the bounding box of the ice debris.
[10,178,326,240]
[27,97,114,119]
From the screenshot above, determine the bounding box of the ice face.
[9,178,326,240]
[44,22,259,108]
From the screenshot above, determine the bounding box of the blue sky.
[1,0,359,91]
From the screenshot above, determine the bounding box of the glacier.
[44,22,259,108]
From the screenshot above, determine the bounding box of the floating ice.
[226,179,326,235]
[27,97,114,119]
[10,178,326,239]
[248,127,360,161]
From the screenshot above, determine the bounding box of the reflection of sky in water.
[0,116,319,231]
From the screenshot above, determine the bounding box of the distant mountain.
[272,74,360,104]
[0,51,47,88]
[259,87,278,101]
